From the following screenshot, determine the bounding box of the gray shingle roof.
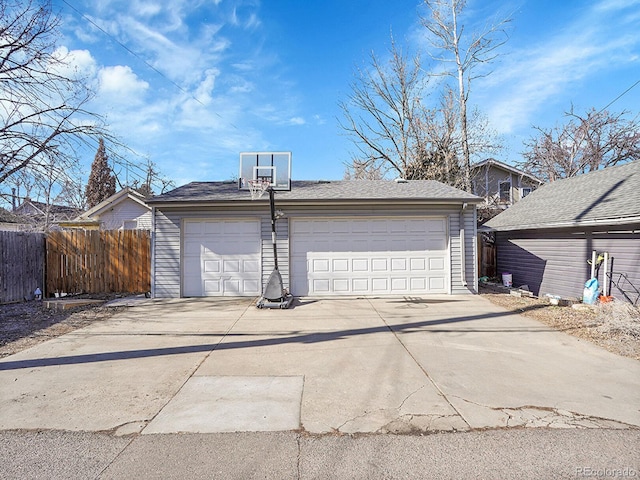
[485,160,640,231]
[148,180,482,204]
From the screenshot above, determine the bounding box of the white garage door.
[291,217,449,296]
[182,219,261,296]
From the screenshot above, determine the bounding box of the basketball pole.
[257,185,292,308]
[268,186,279,271]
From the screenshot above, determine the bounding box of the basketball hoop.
[247,179,271,200]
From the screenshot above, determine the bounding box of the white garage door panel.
[291,217,449,296]
[183,219,261,297]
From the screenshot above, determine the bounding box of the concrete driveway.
[0,295,639,435]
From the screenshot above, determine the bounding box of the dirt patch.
[0,296,127,358]
[481,288,640,361]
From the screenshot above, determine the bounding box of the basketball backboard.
[239,152,291,191]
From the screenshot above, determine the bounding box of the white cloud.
[51,47,98,80]
[476,2,640,134]
[131,1,162,17]
[193,69,219,105]
[98,65,149,101]
[61,0,301,184]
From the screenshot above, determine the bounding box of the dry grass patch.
[481,290,640,361]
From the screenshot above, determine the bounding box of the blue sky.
[52,0,640,190]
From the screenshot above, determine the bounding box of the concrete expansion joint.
[364,298,473,431]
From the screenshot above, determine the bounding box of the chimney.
[11,188,16,211]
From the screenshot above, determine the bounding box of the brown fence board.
[478,233,497,278]
[0,231,46,303]
[45,230,151,296]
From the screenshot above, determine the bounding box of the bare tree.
[0,0,106,188]
[521,107,640,182]
[405,87,462,185]
[340,39,429,180]
[421,0,510,191]
[113,155,175,196]
[340,3,506,186]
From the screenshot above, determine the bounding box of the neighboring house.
[147,180,482,298]
[61,188,152,230]
[484,160,640,302]
[13,198,81,229]
[0,207,30,231]
[471,158,543,207]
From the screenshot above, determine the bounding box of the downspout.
[460,203,468,287]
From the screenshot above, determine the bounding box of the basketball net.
[247,179,271,200]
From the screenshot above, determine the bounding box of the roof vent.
[394,178,408,183]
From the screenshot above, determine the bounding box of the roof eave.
[79,189,149,219]
[487,215,640,232]
[472,158,544,184]
[149,197,482,207]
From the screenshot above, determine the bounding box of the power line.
[59,0,236,131]
[56,1,241,191]
[599,78,640,113]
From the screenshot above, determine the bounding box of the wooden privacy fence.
[46,230,151,295]
[0,231,46,303]
[478,232,497,279]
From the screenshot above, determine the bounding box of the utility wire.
[599,78,640,113]
[59,0,235,130]
[56,1,237,191]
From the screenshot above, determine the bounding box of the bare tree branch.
[421,0,510,191]
[520,107,640,182]
[0,0,108,190]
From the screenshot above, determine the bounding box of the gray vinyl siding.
[152,204,478,298]
[592,230,640,302]
[261,217,290,291]
[464,208,478,293]
[450,208,477,294]
[153,209,181,298]
[97,199,151,230]
[496,226,640,301]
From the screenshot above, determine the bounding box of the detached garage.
[484,160,640,302]
[148,180,481,298]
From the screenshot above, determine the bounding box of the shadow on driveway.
[0,303,551,371]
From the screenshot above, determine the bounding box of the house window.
[123,220,137,230]
[499,181,511,203]
[521,187,532,198]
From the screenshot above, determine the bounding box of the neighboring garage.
[147,180,482,298]
[484,160,640,302]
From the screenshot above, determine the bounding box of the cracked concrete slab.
[0,299,246,432]
[369,296,640,429]
[380,414,470,433]
[1,295,638,435]
[194,299,465,433]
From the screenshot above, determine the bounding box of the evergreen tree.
[85,138,116,208]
